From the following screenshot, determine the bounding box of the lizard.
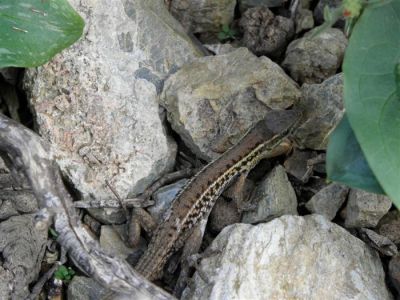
[135,109,302,282]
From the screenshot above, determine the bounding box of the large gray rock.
[282,27,347,84]
[345,189,392,228]
[23,0,203,204]
[294,73,344,150]
[183,215,392,300]
[169,0,236,33]
[242,165,297,223]
[305,183,349,220]
[161,47,301,160]
[378,211,400,245]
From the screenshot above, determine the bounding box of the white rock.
[183,215,392,300]
[23,0,203,202]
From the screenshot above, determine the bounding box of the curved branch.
[0,113,173,300]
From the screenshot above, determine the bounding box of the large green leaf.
[0,0,84,68]
[327,114,384,194]
[344,1,400,205]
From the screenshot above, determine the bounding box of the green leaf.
[343,1,400,205]
[0,0,84,68]
[327,114,384,194]
[395,62,400,99]
[222,24,230,33]
[217,31,228,41]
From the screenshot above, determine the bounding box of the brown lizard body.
[135,109,301,281]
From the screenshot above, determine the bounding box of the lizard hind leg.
[172,216,208,297]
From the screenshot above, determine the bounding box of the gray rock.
[240,7,294,58]
[389,255,400,296]
[242,165,297,223]
[377,211,400,245]
[183,215,392,300]
[68,276,110,300]
[87,207,127,225]
[161,47,301,160]
[282,27,347,84]
[100,225,132,259]
[0,267,12,300]
[203,43,236,55]
[239,0,288,13]
[0,191,38,221]
[0,214,47,299]
[294,73,344,150]
[345,189,392,228]
[23,0,203,204]
[149,179,188,222]
[358,228,398,257]
[305,183,349,220]
[295,8,314,33]
[209,197,241,234]
[169,0,236,33]
[283,149,316,182]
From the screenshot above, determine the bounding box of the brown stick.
[0,113,174,300]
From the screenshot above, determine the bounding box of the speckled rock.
[161,47,301,160]
[344,189,392,228]
[282,27,347,84]
[99,225,132,259]
[183,215,392,300]
[295,8,314,33]
[169,0,236,33]
[305,183,349,220]
[294,73,344,150]
[23,0,203,205]
[377,211,400,245]
[240,6,294,58]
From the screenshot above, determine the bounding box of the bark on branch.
[0,113,173,300]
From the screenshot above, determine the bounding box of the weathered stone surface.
[149,179,188,222]
[161,47,300,160]
[282,27,347,84]
[169,0,236,33]
[238,0,288,13]
[283,149,316,182]
[345,189,392,228]
[23,0,203,204]
[295,8,314,33]
[242,165,297,223]
[209,197,241,234]
[240,6,294,58]
[0,214,47,299]
[203,43,236,55]
[0,190,38,221]
[0,267,12,300]
[378,211,400,245]
[183,215,392,300]
[358,228,398,257]
[294,73,344,149]
[389,255,400,296]
[68,276,110,300]
[305,183,349,220]
[100,225,132,259]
